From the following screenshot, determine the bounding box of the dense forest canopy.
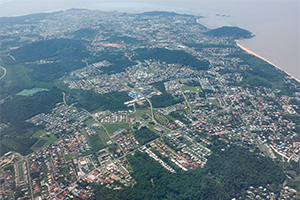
[88,144,285,200]
[11,38,88,62]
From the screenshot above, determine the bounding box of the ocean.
[1,0,299,79]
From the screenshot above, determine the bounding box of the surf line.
[235,40,300,84]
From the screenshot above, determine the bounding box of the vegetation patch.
[133,48,209,70]
[181,86,201,92]
[103,123,130,135]
[32,130,47,138]
[205,143,285,195]
[206,26,254,39]
[96,127,110,143]
[134,127,158,145]
[150,81,182,108]
[88,134,105,152]
[32,139,47,149]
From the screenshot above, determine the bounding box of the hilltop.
[206,26,254,39]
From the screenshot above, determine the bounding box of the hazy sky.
[0,0,299,78]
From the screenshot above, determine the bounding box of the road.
[209,64,273,159]
[176,80,192,115]
[9,54,15,61]
[25,156,34,200]
[145,97,155,122]
[62,92,68,106]
[81,108,126,156]
[0,66,6,80]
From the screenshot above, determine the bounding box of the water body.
[17,88,50,96]
[1,0,299,79]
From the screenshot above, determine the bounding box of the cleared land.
[32,139,47,149]
[103,123,130,135]
[135,109,151,118]
[88,134,105,152]
[96,127,110,143]
[84,118,95,125]
[32,130,47,138]
[181,86,202,92]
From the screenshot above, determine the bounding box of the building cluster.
[1,9,300,200]
[100,111,129,124]
[26,103,89,135]
[111,129,140,153]
[63,61,197,94]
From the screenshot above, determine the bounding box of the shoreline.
[235,40,300,84]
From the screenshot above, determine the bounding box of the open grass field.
[65,154,73,161]
[155,114,168,125]
[135,109,151,118]
[31,139,48,151]
[18,162,24,177]
[84,118,95,125]
[87,134,105,152]
[1,64,35,94]
[43,138,57,148]
[96,127,110,143]
[32,130,47,138]
[181,86,201,93]
[165,114,176,122]
[103,123,130,135]
[33,139,47,148]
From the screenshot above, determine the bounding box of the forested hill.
[0,12,60,26]
[206,26,254,39]
[138,11,196,18]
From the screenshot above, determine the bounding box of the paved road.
[25,156,34,200]
[145,97,155,122]
[0,66,7,80]
[82,108,126,156]
[62,92,68,106]
[176,80,192,115]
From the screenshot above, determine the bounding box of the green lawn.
[1,64,35,94]
[156,115,167,124]
[165,114,176,122]
[65,154,73,161]
[96,127,110,143]
[43,138,57,147]
[84,118,95,125]
[18,162,24,176]
[88,134,105,152]
[181,86,202,92]
[103,123,130,135]
[135,109,151,118]
[32,130,47,138]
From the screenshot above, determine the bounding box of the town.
[0,9,299,200]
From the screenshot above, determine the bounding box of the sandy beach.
[235,40,300,84]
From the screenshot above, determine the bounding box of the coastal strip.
[235,40,300,83]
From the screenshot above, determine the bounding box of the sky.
[0,0,299,78]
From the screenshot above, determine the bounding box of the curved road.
[0,66,7,80]
[62,92,68,106]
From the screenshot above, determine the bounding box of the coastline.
[235,40,300,84]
